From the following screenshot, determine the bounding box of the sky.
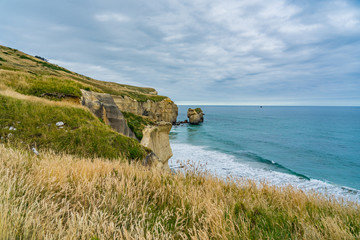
[0,0,360,105]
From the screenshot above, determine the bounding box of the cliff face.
[81,90,174,171]
[111,94,177,171]
[140,122,173,171]
[80,90,136,139]
[112,95,178,123]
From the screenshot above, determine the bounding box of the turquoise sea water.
[169,106,360,202]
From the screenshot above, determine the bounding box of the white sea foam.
[169,143,360,203]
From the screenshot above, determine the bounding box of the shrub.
[195,107,203,113]
[122,111,155,140]
[35,55,48,62]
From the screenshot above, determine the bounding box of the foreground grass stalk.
[0,145,359,239]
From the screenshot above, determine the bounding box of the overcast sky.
[1,0,360,105]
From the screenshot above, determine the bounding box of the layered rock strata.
[81,90,174,171]
[80,90,136,139]
[112,95,178,123]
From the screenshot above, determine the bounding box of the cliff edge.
[0,44,176,167]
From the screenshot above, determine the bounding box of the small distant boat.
[260,106,263,108]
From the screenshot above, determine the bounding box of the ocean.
[169,106,360,202]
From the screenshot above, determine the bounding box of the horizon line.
[175,104,360,107]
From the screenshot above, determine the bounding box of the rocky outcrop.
[187,108,204,125]
[173,120,188,126]
[81,90,174,171]
[140,122,173,171]
[80,90,136,139]
[112,96,178,123]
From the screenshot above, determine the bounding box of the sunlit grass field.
[0,145,359,239]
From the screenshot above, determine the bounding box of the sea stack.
[187,108,204,125]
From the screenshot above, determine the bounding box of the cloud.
[95,13,129,23]
[49,59,142,86]
[1,0,360,105]
[325,1,360,30]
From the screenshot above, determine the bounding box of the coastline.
[169,142,360,203]
[170,105,360,203]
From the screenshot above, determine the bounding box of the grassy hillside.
[0,145,359,239]
[0,93,146,160]
[0,44,168,161]
[0,45,166,102]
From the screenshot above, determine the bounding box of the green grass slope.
[0,45,166,102]
[0,94,146,160]
[0,44,166,160]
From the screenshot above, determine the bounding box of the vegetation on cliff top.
[0,45,167,102]
[0,94,146,160]
[122,111,155,140]
[195,107,203,113]
[0,145,359,239]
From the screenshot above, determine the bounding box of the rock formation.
[187,108,204,125]
[80,90,136,139]
[81,90,175,171]
[112,95,178,123]
[140,121,173,171]
[173,120,188,126]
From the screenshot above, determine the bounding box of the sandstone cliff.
[112,95,178,123]
[80,90,136,139]
[81,90,174,171]
[140,122,173,171]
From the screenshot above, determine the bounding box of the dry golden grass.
[0,145,359,239]
[0,85,84,108]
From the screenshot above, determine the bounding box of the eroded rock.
[80,90,136,139]
[143,152,160,167]
[56,122,64,127]
[140,121,173,171]
[187,108,204,125]
[112,95,178,123]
